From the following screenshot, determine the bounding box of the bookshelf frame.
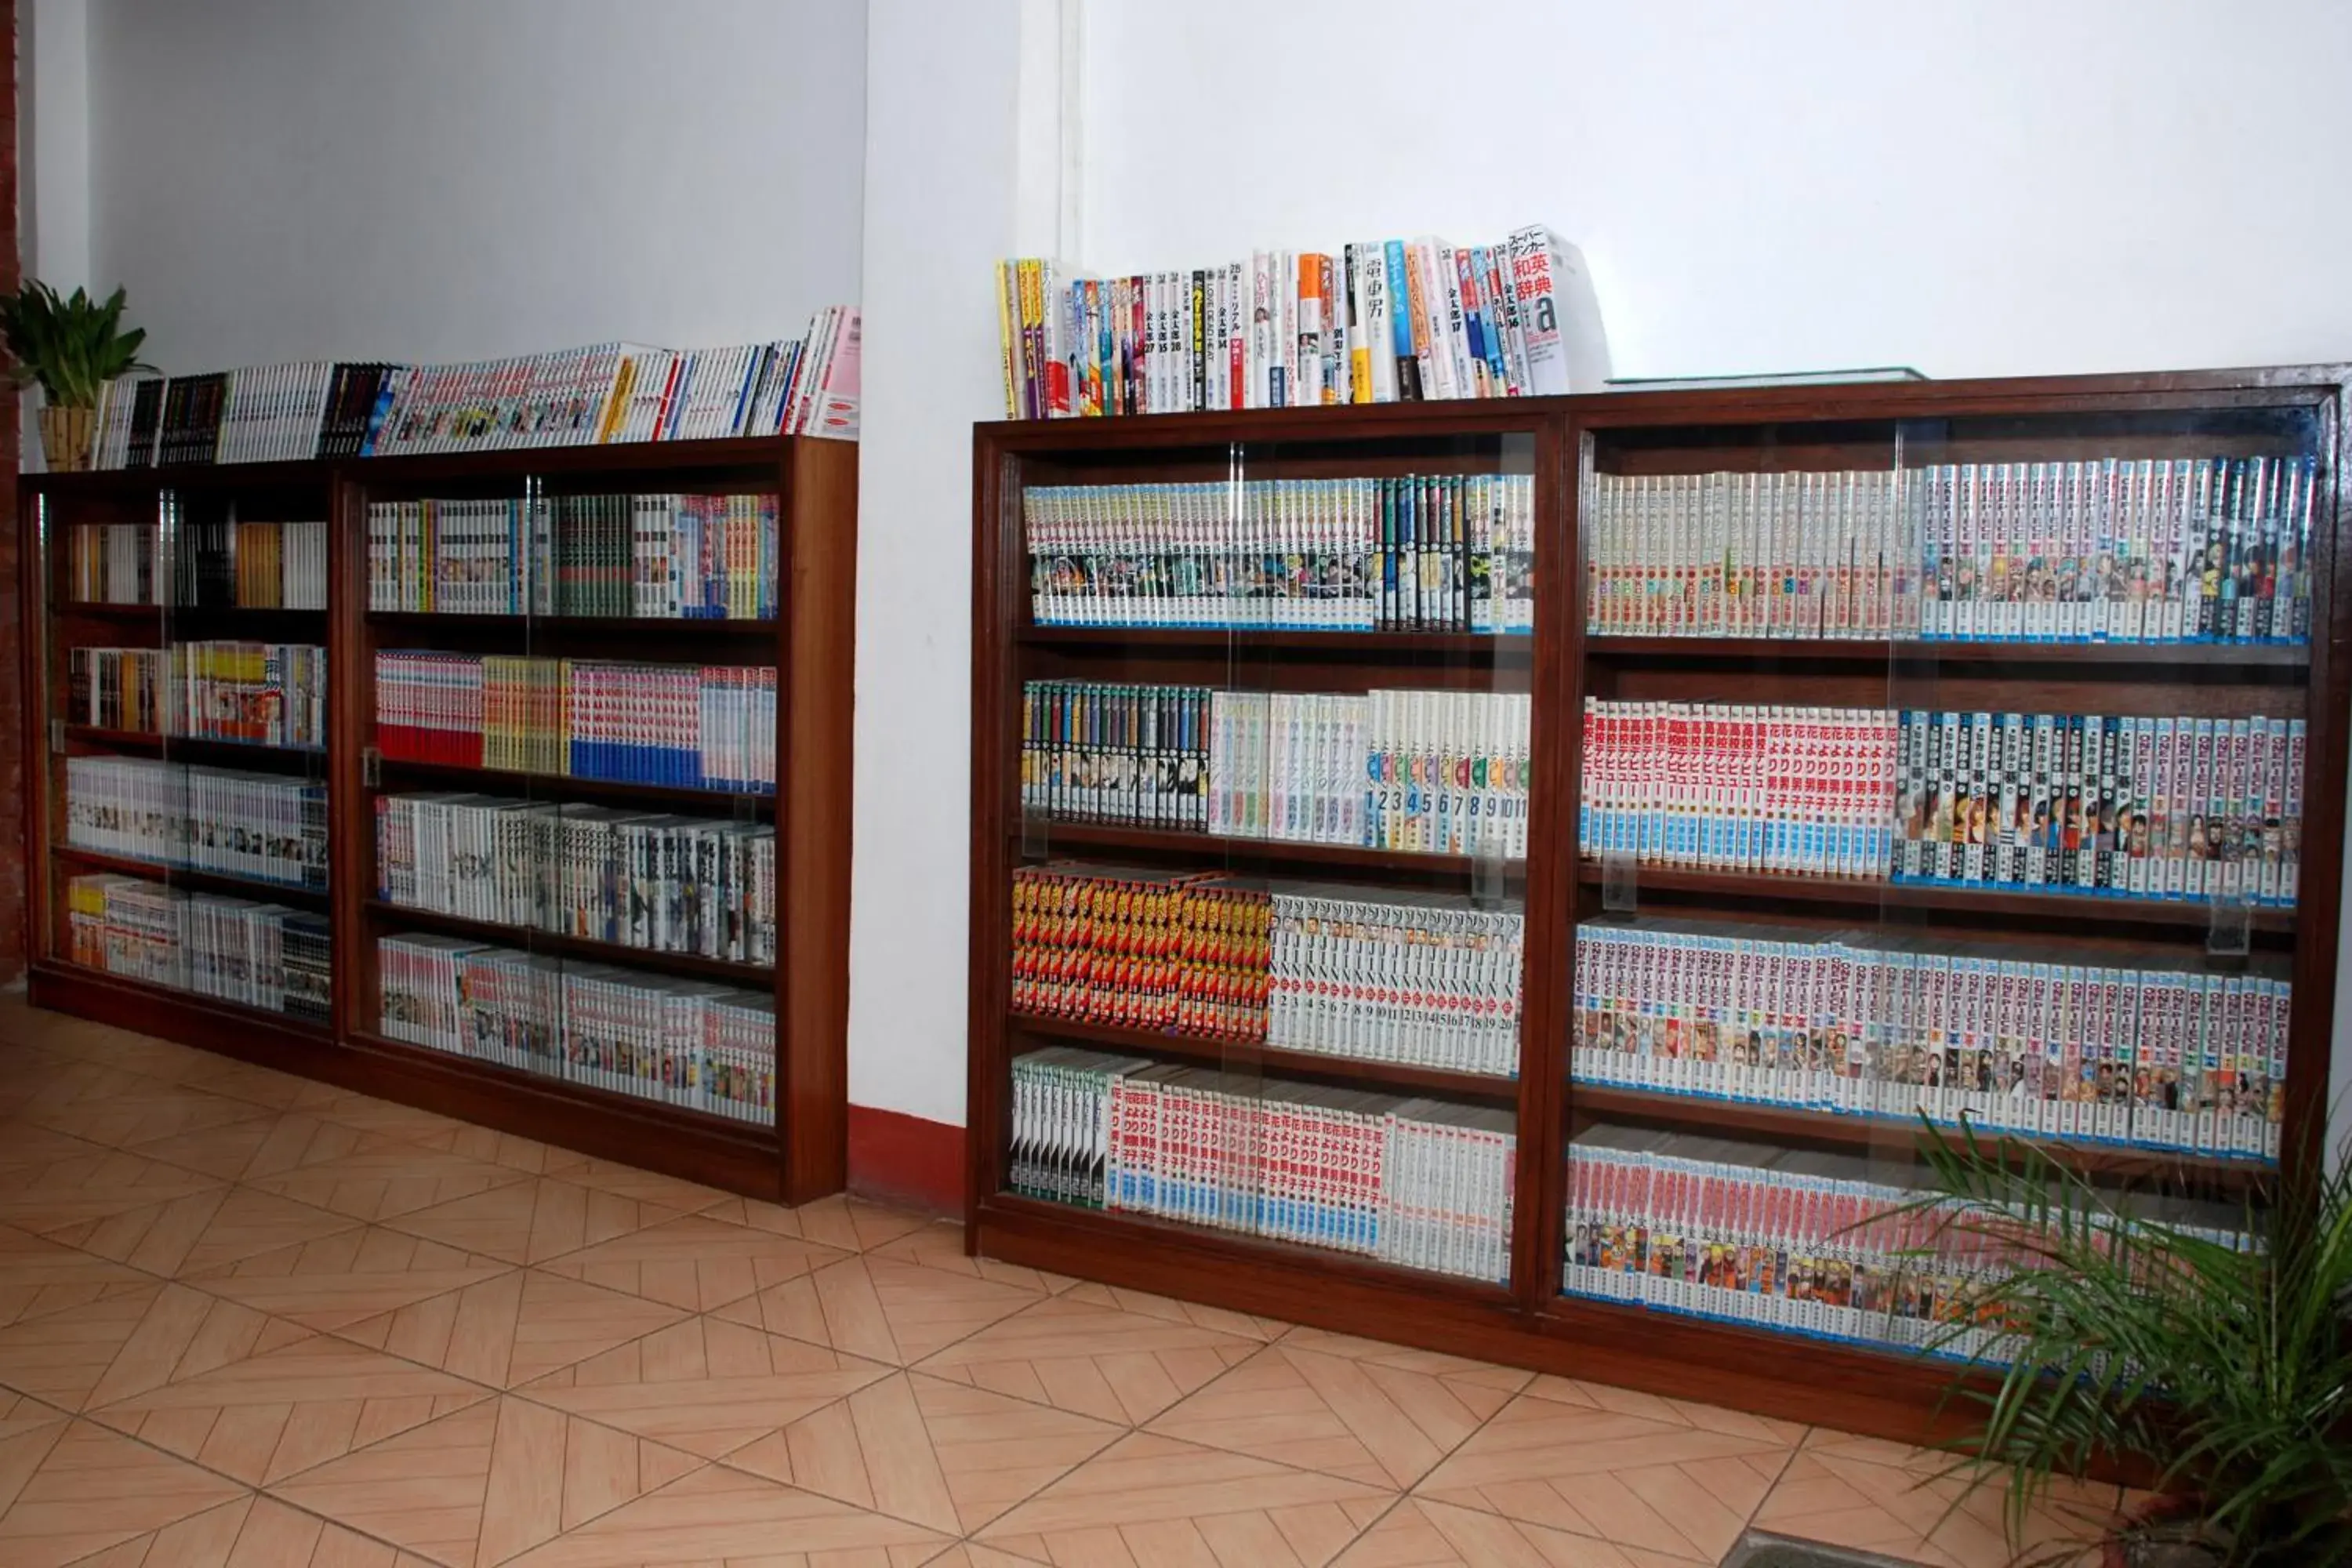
[21,434,858,1203]
[964,368,2352,1445]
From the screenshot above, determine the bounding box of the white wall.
[848,0,1064,1127]
[21,0,89,290]
[78,0,865,369]
[1080,0,2352,380]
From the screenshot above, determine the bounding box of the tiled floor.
[0,994,2131,1567]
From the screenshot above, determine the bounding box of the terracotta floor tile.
[384,1177,694,1267]
[22,1073,273,1151]
[1524,1375,1809,1447]
[270,1393,703,1567]
[338,1268,688,1389]
[1149,1337,1523,1489]
[539,1212,848,1312]
[0,1418,249,1567]
[539,1155,731,1211]
[490,1461,950,1566]
[405,1123,576,1176]
[47,1184,359,1278]
[0,1396,73,1515]
[1333,1497,1703,1566]
[0,1279,310,1412]
[931,1545,1054,1568]
[717,1254,1041,1367]
[698,1192,932,1253]
[0,1146,227,1234]
[976,1431,1395,1568]
[0,1119,116,1175]
[169,1054,320,1112]
[184,1225,515,1331]
[67,1491,446,1567]
[868,1221,1081,1294]
[1056,1282,1294,1343]
[1415,1389,1798,1564]
[90,1330,493,1486]
[247,1144,535,1223]
[129,1114,381,1185]
[724,1370,1121,1535]
[916,1288,1265,1426]
[517,1312,894,1459]
[0,1221,157,1329]
[291,1090,471,1146]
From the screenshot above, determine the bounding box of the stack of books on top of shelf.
[75,307,861,470]
[1010,1047,1515,1283]
[997,225,1605,417]
[68,872,332,1022]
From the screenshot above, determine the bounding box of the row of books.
[1585,456,2315,645]
[1020,681,1532,858]
[80,309,861,470]
[65,643,328,750]
[376,793,777,966]
[67,518,330,610]
[1011,864,1524,1077]
[373,653,778,794]
[1562,1127,2250,1360]
[1573,919,2285,1160]
[1022,474,1537,633]
[1010,1049,1515,1283]
[1893,710,2301,906]
[64,756,328,890]
[997,227,1599,418]
[365,492,781,620]
[1580,700,2306,907]
[379,934,775,1122]
[67,873,332,1024]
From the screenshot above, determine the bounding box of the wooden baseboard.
[847,1105,964,1216]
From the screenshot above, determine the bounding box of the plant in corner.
[0,281,151,471]
[1900,1123,2350,1567]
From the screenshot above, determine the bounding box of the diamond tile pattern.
[0,994,2133,1568]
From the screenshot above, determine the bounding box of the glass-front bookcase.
[1558,385,2332,1369]
[349,448,792,1134]
[971,407,1567,1305]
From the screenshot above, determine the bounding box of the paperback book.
[65,756,328,890]
[69,872,332,1023]
[67,641,328,749]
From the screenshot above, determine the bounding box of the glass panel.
[363,459,782,1129]
[54,474,333,1025]
[1563,394,2312,1359]
[1005,425,1539,1287]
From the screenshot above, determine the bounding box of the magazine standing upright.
[967,369,2351,1444]
[24,434,857,1202]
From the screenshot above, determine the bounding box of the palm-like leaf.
[1896,1121,2352,1566]
[0,280,154,406]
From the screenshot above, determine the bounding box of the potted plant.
[1902,1123,2350,1567]
[0,281,151,471]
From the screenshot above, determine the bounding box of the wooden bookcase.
[964,369,2350,1444]
[22,434,856,1203]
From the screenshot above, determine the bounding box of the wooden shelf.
[374,757,777,814]
[365,901,773,986]
[53,844,330,909]
[1575,860,2296,935]
[1020,626,1534,655]
[29,960,333,1044]
[978,1192,1512,1304]
[1010,1013,1519,1105]
[1014,820,1523,878]
[1569,1083,2274,1189]
[60,726,326,765]
[1586,635,2310,670]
